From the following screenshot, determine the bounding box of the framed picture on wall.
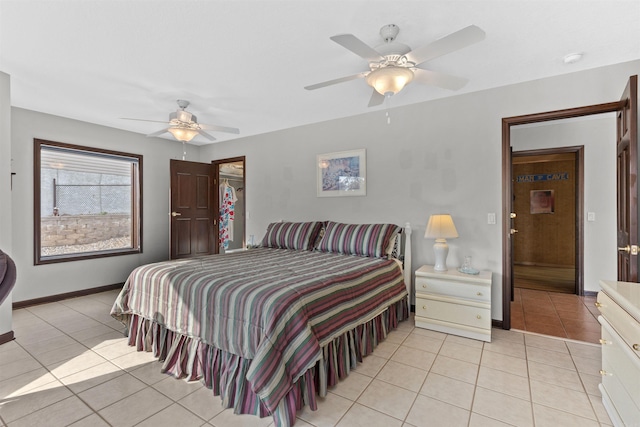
[317,149,366,197]
[530,189,555,214]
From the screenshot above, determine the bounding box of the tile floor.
[510,288,602,344]
[0,290,612,427]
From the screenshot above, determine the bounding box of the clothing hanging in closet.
[219,179,238,249]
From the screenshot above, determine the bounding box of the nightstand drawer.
[416,297,491,329]
[415,276,490,303]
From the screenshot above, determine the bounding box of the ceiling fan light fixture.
[366,66,414,96]
[168,126,199,142]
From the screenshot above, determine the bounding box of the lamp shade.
[168,127,199,142]
[365,66,414,96]
[424,214,459,239]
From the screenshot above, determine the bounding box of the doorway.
[501,101,625,331]
[503,76,638,335]
[511,148,582,295]
[169,156,246,259]
[212,156,246,253]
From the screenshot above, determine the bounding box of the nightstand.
[415,265,492,342]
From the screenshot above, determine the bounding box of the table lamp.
[424,214,458,272]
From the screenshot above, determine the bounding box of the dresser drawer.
[598,291,640,359]
[416,297,491,329]
[415,276,490,303]
[600,317,640,424]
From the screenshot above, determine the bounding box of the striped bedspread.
[111,248,407,414]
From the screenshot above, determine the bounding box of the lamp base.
[433,239,449,272]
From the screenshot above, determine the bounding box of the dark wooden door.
[617,75,638,281]
[170,160,216,259]
[509,146,515,302]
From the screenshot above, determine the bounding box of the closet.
[214,157,245,253]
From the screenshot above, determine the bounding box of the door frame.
[501,101,622,329]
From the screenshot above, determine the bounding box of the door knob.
[510,229,518,234]
[618,244,638,255]
[171,212,182,217]
[510,213,517,219]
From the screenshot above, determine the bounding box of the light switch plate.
[488,213,496,225]
[587,212,595,222]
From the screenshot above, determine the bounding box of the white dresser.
[415,265,492,342]
[597,280,640,427]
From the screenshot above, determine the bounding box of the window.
[34,139,142,264]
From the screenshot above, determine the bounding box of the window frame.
[34,139,143,265]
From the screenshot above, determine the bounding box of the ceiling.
[1,1,639,146]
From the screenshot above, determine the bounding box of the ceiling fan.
[305,24,485,107]
[122,99,240,143]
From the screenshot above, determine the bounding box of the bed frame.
[113,221,413,427]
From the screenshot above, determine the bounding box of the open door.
[502,87,629,329]
[169,159,216,259]
[509,146,515,303]
[616,75,638,281]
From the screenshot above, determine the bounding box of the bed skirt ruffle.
[122,298,408,427]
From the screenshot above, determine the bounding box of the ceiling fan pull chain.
[385,93,392,124]
[182,141,187,161]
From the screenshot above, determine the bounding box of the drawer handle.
[476,292,482,296]
[594,302,602,308]
[599,370,612,377]
[599,339,610,345]
[422,305,427,310]
[476,315,482,319]
[422,284,427,289]
[634,344,639,351]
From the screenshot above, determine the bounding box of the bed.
[111,221,412,427]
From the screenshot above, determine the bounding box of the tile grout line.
[14,298,210,427]
[5,293,609,427]
[10,299,137,426]
[465,340,485,427]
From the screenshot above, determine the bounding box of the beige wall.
[0,72,12,336]
[202,60,639,318]
[5,60,638,321]
[10,107,202,301]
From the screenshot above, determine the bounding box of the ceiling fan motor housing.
[373,24,413,69]
[379,24,399,42]
[170,110,197,125]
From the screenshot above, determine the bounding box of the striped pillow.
[316,221,402,258]
[261,221,324,251]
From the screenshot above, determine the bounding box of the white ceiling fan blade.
[146,128,170,137]
[330,34,385,62]
[199,124,240,134]
[121,117,170,124]
[305,72,367,91]
[406,25,485,66]
[367,89,385,107]
[197,130,216,141]
[413,68,468,91]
